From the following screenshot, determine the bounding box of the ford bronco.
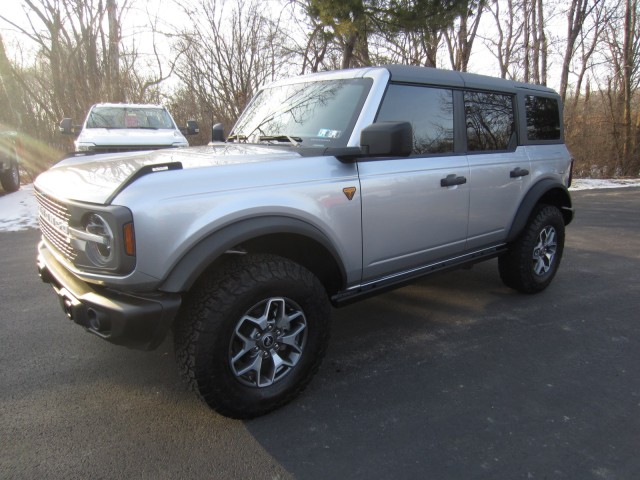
[36,65,573,418]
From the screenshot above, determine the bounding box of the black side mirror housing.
[185,120,200,136]
[59,118,76,135]
[360,121,413,157]
[211,123,225,142]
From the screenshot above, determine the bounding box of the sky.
[0,0,571,91]
[2,179,640,233]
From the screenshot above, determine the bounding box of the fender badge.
[343,187,357,201]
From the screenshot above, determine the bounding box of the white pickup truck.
[59,103,199,153]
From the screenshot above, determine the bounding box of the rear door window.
[464,91,515,152]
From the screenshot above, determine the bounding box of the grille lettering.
[39,206,69,236]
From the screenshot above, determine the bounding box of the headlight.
[37,189,136,276]
[64,205,136,275]
[76,143,96,152]
[83,214,115,266]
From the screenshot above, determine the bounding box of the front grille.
[93,145,173,154]
[35,188,76,262]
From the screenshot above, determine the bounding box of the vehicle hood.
[35,144,301,204]
[76,128,186,146]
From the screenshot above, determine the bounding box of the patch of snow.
[1,179,639,233]
[0,184,39,232]
[569,178,640,191]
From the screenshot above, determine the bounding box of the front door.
[358,84,470,282]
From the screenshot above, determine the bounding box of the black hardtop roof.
[382,65,558,97]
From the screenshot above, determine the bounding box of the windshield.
[86,106,176,129]
[230,78,372,147]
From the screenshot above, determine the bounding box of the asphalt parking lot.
[1,187,639,479]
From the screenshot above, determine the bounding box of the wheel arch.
[507,179,573,243]
[159,216,347,295]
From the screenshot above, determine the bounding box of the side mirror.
[185,120,200,136]
[360,121,413,157]
[59,118,76,135]
[211,123,225,142]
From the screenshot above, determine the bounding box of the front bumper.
[37,241,181,350]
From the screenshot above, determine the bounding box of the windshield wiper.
[227,133,247,142]
[258,135,302,147]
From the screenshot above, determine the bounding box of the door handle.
[510,167,530,178]
[440,174,467,187]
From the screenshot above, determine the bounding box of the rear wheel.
[499,204,565,293]
[0,159,20,193]
[174,254,331,419]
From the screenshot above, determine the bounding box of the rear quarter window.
[525,95,561,141]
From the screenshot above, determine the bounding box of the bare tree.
[0,35,29,129]
[444,0,486,71]
[618,0,640,175]
[569,0,609,108]
[278,2,342,75]
[483,0,525,79]
[522,0,548,84]
[0,0,132,120]
[172,0,293,136]
[558,0,607,103]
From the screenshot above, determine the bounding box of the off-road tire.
[174,254,331,419]
[499,204,565,294]
[0,160,20,193]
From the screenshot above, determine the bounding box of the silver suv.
[35,65,573,418]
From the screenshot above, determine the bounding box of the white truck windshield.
[86,106,175,130]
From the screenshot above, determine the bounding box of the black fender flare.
[507,179,573,243]
[159,216,346,293]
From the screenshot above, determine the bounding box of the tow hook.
[62,297,74,320]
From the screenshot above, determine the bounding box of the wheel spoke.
[545,229,556,247]
[265,354,281,385]
[533,257,546,275]
[239,313,267,331]
[274,351,294,368]
[231,335,256,364]
[279,323,305,354]
[276,310,303,330]
[235,354,262,377]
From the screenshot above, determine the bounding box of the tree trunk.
[621,0,633,175]
[0,35,24,128]
[107,0,123,102]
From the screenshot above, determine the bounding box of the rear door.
[464,90,532,249]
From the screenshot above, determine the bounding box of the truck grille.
[92,145,173,154]
[35,188,76,262]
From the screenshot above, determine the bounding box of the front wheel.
[174,254,331,419]
[0,160,20,193]
[499,204,565,294]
